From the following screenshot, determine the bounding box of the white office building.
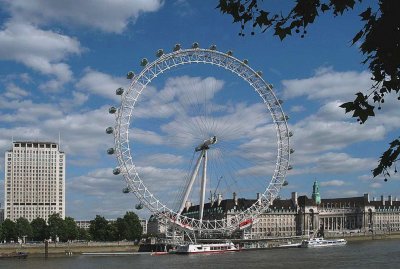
[4,141,65,222]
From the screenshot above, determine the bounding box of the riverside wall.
[0,241,139,257]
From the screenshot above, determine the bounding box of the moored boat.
[276,241,302,248]
[175,242,239,254]
[301,237,347,248]
[0,252,28,259]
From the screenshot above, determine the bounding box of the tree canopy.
[48,213,66,242]
[30,217,49,241]
[1,219,17,242]
[0,212,142,243]
[16,217,33,241]
[218,0,400,180]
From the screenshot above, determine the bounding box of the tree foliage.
[0,213,142,243]
[48,213,66,242]
[77,227,91,241]
[31,217,49,241]
[88,212,143,242]
[123,211,142,241]
[16,217,33,240]
[89,215,110,241]
[218,0,400,180]
[63,217,78,241]
[1,219,17,242]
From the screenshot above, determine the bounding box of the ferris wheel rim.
[112,45,291,233]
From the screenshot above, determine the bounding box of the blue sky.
[0,0,398,221]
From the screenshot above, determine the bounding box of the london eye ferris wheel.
[106,43,292,235]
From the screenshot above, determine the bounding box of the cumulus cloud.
[133,76,225,119]
[0,98,63,123]
[3,83,30,99]
[320,180,346,187]
[290,105,305,113]
[60,91,89,110]
[76,68,127,101]
[2,0,163,33]
[370,182,382,189]
[291,152,374,175]
[0,21,82,90]
[282,67,372,101]
[139,153,184,167]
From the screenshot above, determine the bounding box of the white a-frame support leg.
[178,150,204,215]
[199,150,208,222]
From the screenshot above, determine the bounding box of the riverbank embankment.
[0,241,139,257]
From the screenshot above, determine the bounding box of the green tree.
[89,215,110,241]
[0,223,3,242]
[48,213,66,242]
[31,217,49,241]
[1,219,17,243]
[123,211,142,241]
[107,222,119,241]
[77,227,91,241]
[63,217,78,241]
[115,217,128,241]
[218,0,400,180]
[15,217,32,242]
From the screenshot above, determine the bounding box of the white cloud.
[291,152,374,175]
[76,68,127,101]
[139,153,184,167]
[282,68,372,101]
[370,182,382,189]
[2,0,163,33]
[42,106,115,157]
[60,91,89,110]
[320,180,346,187]
[292,118,385,154]
[325,189,359,198]
[4,83,29,99]
[133,76,225,119]
[290,105,305,113]
[0,21,82,90]
[342,190,359,197]
[0,98,63,123]
[130,128,165,145]
[69,168,119,196]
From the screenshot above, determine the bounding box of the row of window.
[14,143,57,148]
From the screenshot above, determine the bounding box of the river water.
[1,239,400,269]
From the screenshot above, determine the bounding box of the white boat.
[276,241,302,248]
[175,242,239,254]
[301,237,347,248]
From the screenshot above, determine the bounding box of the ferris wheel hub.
[195,136,217,152]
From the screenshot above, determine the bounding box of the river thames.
[1,239,400,269]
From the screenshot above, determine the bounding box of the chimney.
[364,193,370,203]
[381,195,385,206]
[373,197,376,201]
[185,201,192,211]
[256,193,261,205]
[217,193,223,206]
[210,191,215,206]
[291,192,298,207]
[389,195,393,206]
[233,192,238,206]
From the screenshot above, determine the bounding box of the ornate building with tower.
[174,181,400,239]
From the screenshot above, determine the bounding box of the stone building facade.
[174,181,400,239]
